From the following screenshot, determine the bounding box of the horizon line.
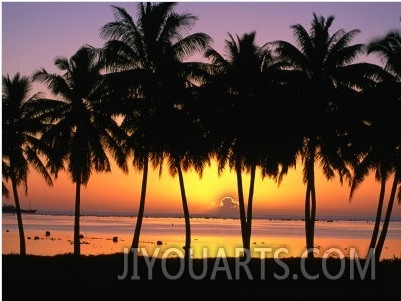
[11,210,401,222]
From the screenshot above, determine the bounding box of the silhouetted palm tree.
[348,80,398,260]
[349,140,393,258]
[204,31,301,254]
[365,24,401,260]
[33,46,128,256]
[160,103,211,266]
[271,13,380,258]
[99,2,212,253]
[2,73,54,256]
[204,32,260,254]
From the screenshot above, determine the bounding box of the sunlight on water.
[2,214,401,259]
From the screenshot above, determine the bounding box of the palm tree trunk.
[304,181,312,259]
[310,161,316,253]
[74,178,81,256]
[367,176,386,257]
[177,162,191,267]
[245,164,256,252]
[375,172,399,261]
[10,172,26,256]
[235,160,247,254]
[131,156,149,249]
[304,155,315,259]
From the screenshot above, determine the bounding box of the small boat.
[2,204,37,214]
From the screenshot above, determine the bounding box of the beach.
[3,253,401,299]
[3,213,401,299]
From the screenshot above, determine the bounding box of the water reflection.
[2,214,401,259]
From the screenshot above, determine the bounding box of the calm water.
[2,213,401,259]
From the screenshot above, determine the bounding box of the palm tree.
[204,32,261,254]
[99,2,212,253]
[347,80,399,261]
[158,102,211,266]
[357,84,401,261]
[119,99,163,251]
[271,13,380,258]
[204,31,301,255]
[349,143,394,258]
[364,24,401,260]
[2,73,54,256]
[33,46,128,256]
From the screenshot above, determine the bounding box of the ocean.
[2,213,401,259]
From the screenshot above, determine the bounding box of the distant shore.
[3,253,401,298]
[7,210,401,222]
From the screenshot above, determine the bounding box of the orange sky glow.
[4,156,400,220]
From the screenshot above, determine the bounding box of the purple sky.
[2,1,401,80]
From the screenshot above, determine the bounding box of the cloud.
[219,196,239,210]
[208,196,239,217]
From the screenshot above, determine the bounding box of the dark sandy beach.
[3,253,400,299]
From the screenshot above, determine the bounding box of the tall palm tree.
[365,24,401,260]
[204,31,301,254]
[204,32,262,254]
[271,13,380,258]
[2,73,54,256]
[349,144,394,258]
[99,2,212,252]
[347,80,398,260]
[33,46,128,256]
[158,101,211,266]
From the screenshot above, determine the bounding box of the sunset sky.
[2,1,401,219]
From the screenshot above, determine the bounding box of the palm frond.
[101,40,140,71]
[349,152,376,201]
[320,157,335,181]
[290,23,314,59]
[270,40,309,71]
[54,56,70,72]
[101,129,129,174]
[329,43,366,68]
[177,63,201,86]
[2,73,32,107]
[172,32,212,61]
[368,30,401,78]
[204,47,228,68]
[25,146,53,187]
[334,62,391,90]
[32,69,74,101]
[2,181,9,199]
[100,6,137,41]
[327,29,361,60]
[327,28,346,50]
[158,11,197,42]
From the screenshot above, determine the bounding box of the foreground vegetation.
[3,253,401,298]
